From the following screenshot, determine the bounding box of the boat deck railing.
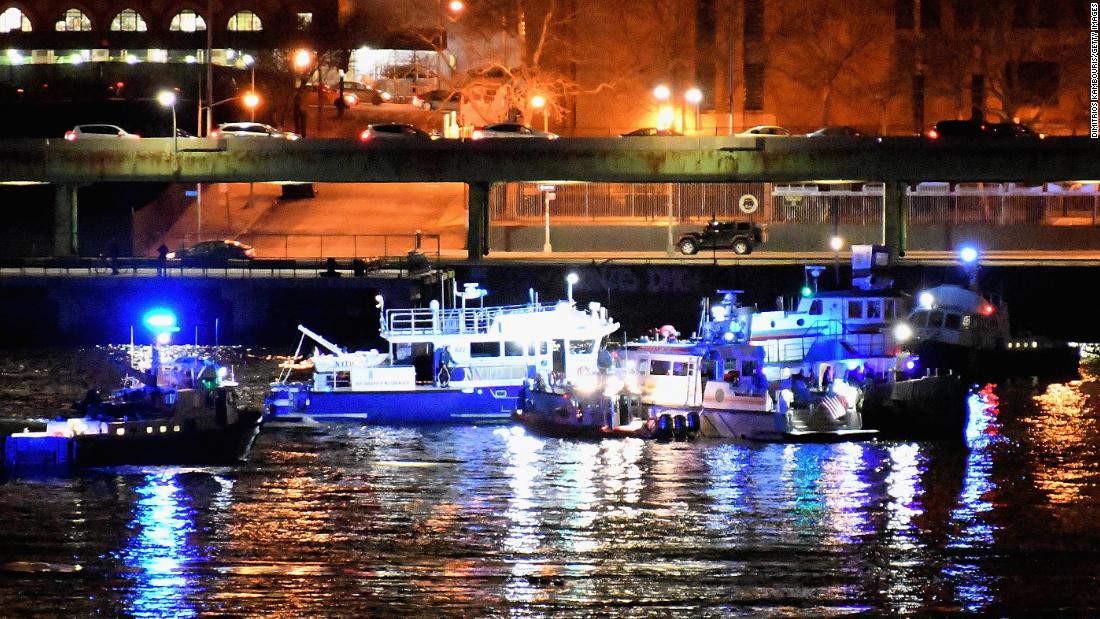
[384,302,563,336]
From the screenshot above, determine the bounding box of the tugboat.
[893,247,1080,382]
[265,273,621,425]
[4,310,262,472]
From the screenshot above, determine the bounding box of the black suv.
[677,220,766,255]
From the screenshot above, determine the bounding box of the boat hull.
[266,384,522,425]
[912,340,1080,382]
[515,386,654,440]
[74,410,262,466]
[861,375,969,441]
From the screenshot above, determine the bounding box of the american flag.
[821,394,849,420]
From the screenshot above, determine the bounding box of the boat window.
[470,341,500,357]
[637,359,650,374]
[910,310,927,326]
[334,371,351,389]
[944,313,962,329]
[527,342,548,356]
[649,360,671,376]
[395,342,432,364]
[809,299,823,315]
[867,300,882,319]
[885,299,896,318]
[504,341,525,356]
[569,339,595,354]
[848,300,863,319]
[928,310,945,327]
[741,360,757,376]
[672,362,691,376]
[962,315,972,329]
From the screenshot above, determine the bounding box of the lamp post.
[653,84,673,131]
[293,48,312,138]
[539,184,556,253]
[830,235,844,285]
[242,54,256,120]
[684,87,702,134]
[157,90,177,156]
[566,272,578,304]
[530,94,547,132]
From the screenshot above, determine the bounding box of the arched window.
[0,7,31,33]
[55,8,91,31]
[226,10,262,31]
[169,10,206,32]
[110,8,147,32]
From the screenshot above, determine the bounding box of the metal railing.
[161,231,442,260]
[384,302,560,336]
[490,181,1100,227]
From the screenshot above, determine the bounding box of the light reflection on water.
[2,368,1100,616]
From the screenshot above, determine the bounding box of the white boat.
[265,275,621,425]
[626,291,873,441]
[749,264,911,381]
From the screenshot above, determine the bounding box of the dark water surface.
[3,356,1100,617]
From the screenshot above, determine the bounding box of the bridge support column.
[53,184,78,256]
[466,181,490,261]
[882,181,907,263]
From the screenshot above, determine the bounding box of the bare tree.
[769,0,896,126]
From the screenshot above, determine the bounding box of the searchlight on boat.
[143,309,179,334]
[894,323,913,342]
[958,245,980,264]
[918,292,935,308]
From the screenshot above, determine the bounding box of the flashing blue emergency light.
[958,245,979,264]
[905,359,917,371]
[143,308,180,334]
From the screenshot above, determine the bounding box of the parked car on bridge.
[620,127,683,137]
[926,119,1043,140]
[64,124,140,141]
[735,125,791,137]
[212,122,300,140]
[166,240,255,265]
[806,126,863,137]
[471,123,558,140]
[359,123,437,141]
[677,220,767,255]
[926,119,987,139]
[987,121,1043,138]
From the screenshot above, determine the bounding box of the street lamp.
[566,272,579,304]
[243,91,261,113]
[242,54,256,120]
[530,94,547,132]
[157,90,177,155]
[830,235,844,284]
[653,84,673,131]
[684,87,702,133]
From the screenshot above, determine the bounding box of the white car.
[211,122,300,140]
[471,123,557,140]
[64,124,139,141]
[735,125,791,137]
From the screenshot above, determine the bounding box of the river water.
[2,349,1100,617]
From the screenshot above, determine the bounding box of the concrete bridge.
[2,136,1097,260]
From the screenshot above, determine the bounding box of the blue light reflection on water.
[5,369,1100,616]
[121,471,201,619]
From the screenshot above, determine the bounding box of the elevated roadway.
[2,136,1097,260]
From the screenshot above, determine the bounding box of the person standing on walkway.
[157,243,169,276]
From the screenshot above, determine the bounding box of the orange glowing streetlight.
[293,49,313,71]
[530,94,548,132]
[448,0,465,12]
